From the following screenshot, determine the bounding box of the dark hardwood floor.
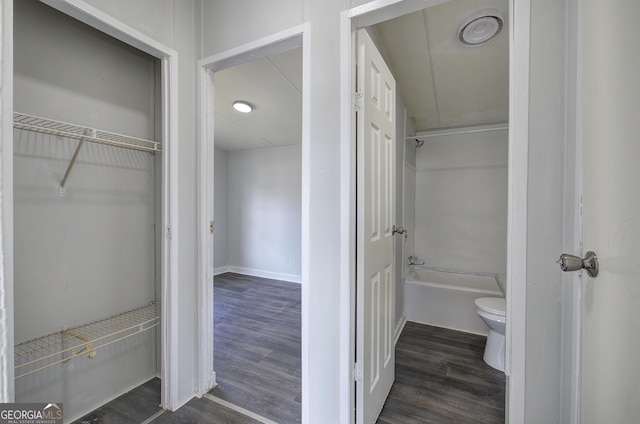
[377,322,506,424]
[72,274,504,424]
[73,377,162,424]
[209,272,302,423]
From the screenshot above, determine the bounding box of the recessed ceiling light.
[233,101,253,113]
[458,9,504,47]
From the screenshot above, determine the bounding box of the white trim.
[348,0,450,28]
[65,375,159,423]
[203,393,279,424]
[225,267,302,284]
[213,266,231,276]
[394,315,407,346]
[16,0,180,411]
[161,53,180,411]
[197,61,216,397]
[140,410,165,424]
[0,0,15,403]
[197,22,310,423]
[339,9,356,424]
[39,0,176,58]
[506,0,530,422]
[199,25,306,73]
[174,390,198,412]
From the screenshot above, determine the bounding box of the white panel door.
[580,2,640,423]
[356,28,396,424]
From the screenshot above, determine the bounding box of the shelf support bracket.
[59,128,93,194]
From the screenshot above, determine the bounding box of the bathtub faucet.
[407,256,425,266]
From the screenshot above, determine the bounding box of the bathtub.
[404,267,503,335]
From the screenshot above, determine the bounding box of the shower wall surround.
[414,128,508,275]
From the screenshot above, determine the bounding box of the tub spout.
[407,256,425,266]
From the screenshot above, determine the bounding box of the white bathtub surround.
[414,127,508,275]
[404,267,502,335]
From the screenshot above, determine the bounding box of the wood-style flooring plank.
[210,273,302,424]
[377,322,505,424]
[72,276,504,424]
[151,397,263,424]
[72,377,162,424]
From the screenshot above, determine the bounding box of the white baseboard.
[222,266,302,284]
[213,266,230,276]
[174,390,198,411]
[394,315,407,346]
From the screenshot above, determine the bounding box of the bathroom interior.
[372,0,509,373]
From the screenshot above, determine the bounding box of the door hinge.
[353,362,363,382]
[354,89,364,112]
[166,225,172,239]
[209,220,215,234]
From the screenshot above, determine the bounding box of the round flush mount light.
[233,100,253,113]
[458,9,504,47]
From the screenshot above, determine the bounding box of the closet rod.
[13,112,161,153]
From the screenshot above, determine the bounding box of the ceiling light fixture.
[233,100,253,113]
[458,9,504,47]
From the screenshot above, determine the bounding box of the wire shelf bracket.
[14,302,160,380]
[13,112,161,193]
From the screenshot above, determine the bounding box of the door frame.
[340,0,530,422]
[196,21,311,415]
[1,0,180,409]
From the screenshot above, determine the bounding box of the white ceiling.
[213,48,302,151]
[213,0,508,151]
[374,0,509,132]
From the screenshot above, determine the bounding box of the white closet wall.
[13,1,160,420]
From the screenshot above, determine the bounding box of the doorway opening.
[6,0,179,417]
[197,24,310,423]
[345,0,515,422]
[210,47,303,423]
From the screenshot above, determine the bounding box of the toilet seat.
[474,297,506,317]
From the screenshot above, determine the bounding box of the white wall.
[13,2,158,419]
[213,147,228,271]
[579,1,640,423]
[414,129,508,274]
[227,145,302,281]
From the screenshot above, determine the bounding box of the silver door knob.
[556,251,599,277]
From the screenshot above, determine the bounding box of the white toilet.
[474,297,506,372]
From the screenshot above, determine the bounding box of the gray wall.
[414,129,508,275]
[227,145,302,280]
[13,1,158,420]
[214,145,302,281]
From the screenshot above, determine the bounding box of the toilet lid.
[475,297,506,316]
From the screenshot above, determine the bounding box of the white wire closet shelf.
[14,302,160,380]
[13,112,161,153]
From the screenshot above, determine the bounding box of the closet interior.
[13,1,163,421]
